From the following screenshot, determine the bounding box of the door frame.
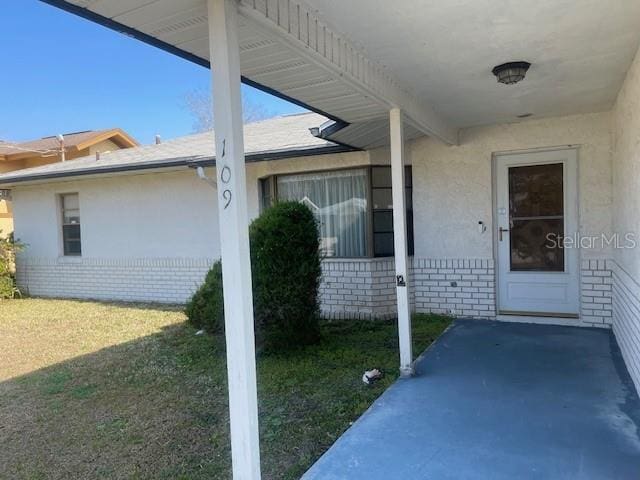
[491,145,581,318]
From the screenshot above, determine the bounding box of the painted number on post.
[220,139,232,209]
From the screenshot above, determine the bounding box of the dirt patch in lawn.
[0,299,450,479]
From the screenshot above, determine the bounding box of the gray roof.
[0,113,354,186]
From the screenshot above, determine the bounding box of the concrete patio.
[303,320,640,480]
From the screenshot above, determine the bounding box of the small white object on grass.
[362,368,383,385]
[195,329,205,336]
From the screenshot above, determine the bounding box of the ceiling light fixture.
[492,61,531,85]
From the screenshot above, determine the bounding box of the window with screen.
[508,163,564,271]
[371,166,413,257]
[259,176,274,213]
[61,193,81,256]
[260,166,414,258]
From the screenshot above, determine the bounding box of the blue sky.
[0,1,304,144]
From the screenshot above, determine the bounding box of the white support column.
[207,1,262,479]
[390,107,414,377]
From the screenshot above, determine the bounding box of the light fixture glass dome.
[492,61,531,85]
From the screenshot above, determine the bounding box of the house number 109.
[220,138,232,210]
[221,165,232,209]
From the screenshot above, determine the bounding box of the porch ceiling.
[305,0,640,128]
[43,0,457,148]
[42,1,640,147]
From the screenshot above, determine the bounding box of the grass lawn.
[0,299,450,480]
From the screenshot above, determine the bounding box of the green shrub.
[0,275,14,299]
[185,260,224,333]
[0,231,23,300]
[250,201,321,349]
[185,202,322,350]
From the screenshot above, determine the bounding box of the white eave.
[41,0,458,148]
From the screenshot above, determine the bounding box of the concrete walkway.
[303,320,640,480]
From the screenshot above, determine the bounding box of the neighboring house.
[0,129,137,235]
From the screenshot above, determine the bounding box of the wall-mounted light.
[492,61,531,85]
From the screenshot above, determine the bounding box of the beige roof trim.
[0,128,138,162]
[73,128,139,151]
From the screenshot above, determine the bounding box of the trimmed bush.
[185,260,224,333]
[185,201,322,350]
[250,201,321,349]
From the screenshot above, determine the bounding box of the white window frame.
[60,193,82,257]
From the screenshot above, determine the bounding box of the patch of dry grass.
[0,299,450,479]
[0,299,183,381]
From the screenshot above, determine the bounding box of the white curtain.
[277,169,368,257]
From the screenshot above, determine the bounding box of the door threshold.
[498,310,579,319]
[496,313,582,327]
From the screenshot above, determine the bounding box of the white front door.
[495,148,579,316]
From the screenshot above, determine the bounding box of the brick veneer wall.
[18,256,496,319]
[413,259,496,319]
[17,256,404,313]
[320,257,496,320]
[580,259,613,327]
[319,258,399,320]
[321,257,615,323]
[610,260,640,391]
[16,256,616,328]
[16,257,212,304]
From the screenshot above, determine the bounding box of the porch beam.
[238,0,458,145]
[207,1,262,479]
[390,107,414,376]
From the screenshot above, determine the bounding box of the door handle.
[499,227,510,242]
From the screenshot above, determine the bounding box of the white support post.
[390,107,414,377]
[207,1,262,479]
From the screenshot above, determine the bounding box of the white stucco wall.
[611,45,640,391]
[12,170,221,259]
[407,112,613,260]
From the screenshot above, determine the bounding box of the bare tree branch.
[184,89,274,132]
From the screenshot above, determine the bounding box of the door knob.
[499,227,510,242]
